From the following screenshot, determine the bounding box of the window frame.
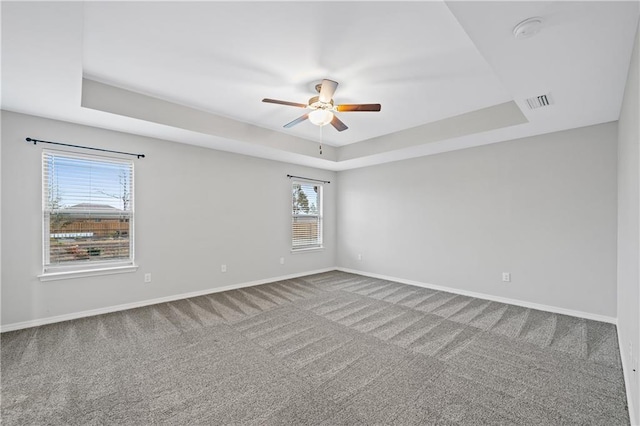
[39,149,138,281]
[291,180,323,252]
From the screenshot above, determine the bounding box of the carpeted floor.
[1,271,630,425]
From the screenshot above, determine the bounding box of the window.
[42,151,135,277]
[291,181,322,250]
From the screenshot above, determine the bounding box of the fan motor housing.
[308,95,334,110]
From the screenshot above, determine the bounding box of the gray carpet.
[1,271,630,425]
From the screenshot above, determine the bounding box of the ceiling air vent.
[525,94,552,110]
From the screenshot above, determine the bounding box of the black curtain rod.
[287,174,330,184]
[26,137,145,159]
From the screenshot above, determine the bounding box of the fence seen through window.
[43,151,134,270]
[292,181,322,250]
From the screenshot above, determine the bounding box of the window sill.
[38,264,139,282]
[291,247,324,254]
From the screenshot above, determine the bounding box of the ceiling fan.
[262,79,381,132]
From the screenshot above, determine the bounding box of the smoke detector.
[513,17,543,39]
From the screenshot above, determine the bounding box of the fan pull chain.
[319,125,323,155]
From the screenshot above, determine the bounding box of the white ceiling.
[2,1,638,171]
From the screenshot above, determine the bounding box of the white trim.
[6,266,618,330]
[336,267,617,324]
[38,264,139,281]
[41,150,135,275]
[1,267,335,333]
[291,247,324,254]
[291,180,323,251]
[618,325,639,426]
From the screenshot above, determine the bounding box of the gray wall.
[1,111,336,326]
[337,123,618,318]
[617,21,640,426]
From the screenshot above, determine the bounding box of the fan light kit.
[513,17,543,39]
[262,79,381,132]
[309,109,334,126]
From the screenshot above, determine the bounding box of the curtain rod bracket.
[26,137,145,159]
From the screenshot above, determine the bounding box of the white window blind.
[42,151,134,272]
[292,181,322,250]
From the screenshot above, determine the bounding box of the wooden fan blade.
[330,115,348,132]
[262,98,308,108]
[318,79,338,103]
[335,103,382,112]
[284,114,309,128]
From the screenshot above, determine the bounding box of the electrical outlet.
[221,264,227,273]
[144,273,152,283]
[502,272,511,282]
[280,257,285,265]
[358,254,362,261]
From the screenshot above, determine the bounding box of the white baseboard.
[336,267,617,324]
[618,326,639,426]
[0,267,335,333]
[1,266,618,331]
